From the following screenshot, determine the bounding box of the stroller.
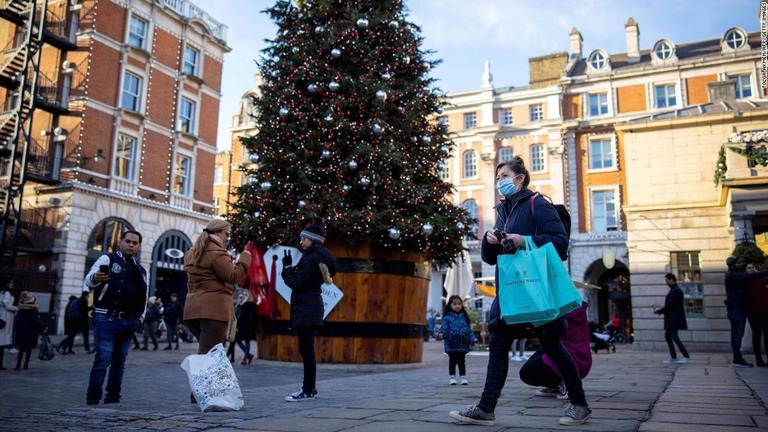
[589,321,616,353]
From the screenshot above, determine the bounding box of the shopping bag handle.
[523,236,538,251]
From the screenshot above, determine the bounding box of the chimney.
[625,18,640,64]
[570,27,583,61]
[708,80,736,105]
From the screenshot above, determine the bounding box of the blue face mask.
[497,178,518,197]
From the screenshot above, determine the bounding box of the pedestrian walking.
[236,290,258,365]
[653,273,692,364]
[141,296,161,350]
[437,295,477,386]
[163,293,183,350]
[0,277,18,370]
[449,157,590,427]
[84,230,149,405]
[183,218,250,403]
[13,291,46,370]
[745,262,768,367]
[524,302,592,400]
[282,217,336,402]
[725,256,768,368]
[58,290,92,354]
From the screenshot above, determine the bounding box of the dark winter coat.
[163,300,183,325]
[63,296,78,334]
[440,311,478,353]
[281,244,336,330]
[655,284,688,330]
[481,189,569,329]
[236,301,258,341]
[15,304,45,347]
[726,268,768,311]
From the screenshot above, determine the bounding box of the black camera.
[493,229,516,252]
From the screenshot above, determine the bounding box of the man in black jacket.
[84,230,148,405]
[725,256,768,368]
[163,293,183,350]
[654,274,691,364]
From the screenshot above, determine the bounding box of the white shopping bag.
[180,343,244,412]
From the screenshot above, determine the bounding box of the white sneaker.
[449,376,457,385]
[460,376,469,385]
[662,358,678,364]
[677,357,692,363]
[521,354,530,361]
[510,355,522,362]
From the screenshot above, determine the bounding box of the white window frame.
[439,159,450,180]
[179,97,197,134]
[463,112,477,129]
[212,196,221,216]
[588,93,609,117]
[500,108,513,126]
[732,74,753,99]
[183,45,200,76]
[437,116,449,128]
[654,83,677,109]
[174,154,192,196]
[588,137,615,171]
[121,71,142,112]
[114,133,138,181]
[213,166,223,185]
[529,104,543,122]
[128,15,148,49]
[588,50,607,70]
[654,40,674,60]
[498,147,514,163]
[529,144,545,172]
[462,150,477,178]
[589,187,619,232]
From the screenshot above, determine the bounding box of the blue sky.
[193,0,761,150]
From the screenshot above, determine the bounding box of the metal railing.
[162,0,227,41]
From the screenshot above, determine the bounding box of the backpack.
[529,193,571,259]
[66,299,81,319]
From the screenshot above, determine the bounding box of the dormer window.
[654,40,674,61]
[588,50,607,70]
[723,27,748,51]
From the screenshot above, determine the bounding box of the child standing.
[437,295,478,385]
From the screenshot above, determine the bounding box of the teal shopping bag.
[541,241,583,318]
[498,237,558,325]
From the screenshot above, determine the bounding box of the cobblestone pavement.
[1,337,767,431]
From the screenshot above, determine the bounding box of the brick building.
[0,0,229,331]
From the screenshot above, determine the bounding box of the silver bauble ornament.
[422,223,433,235]
[249,153,260,164]
[329,81,340,92]
[372,124,383,135]
[321,149,331,159]
[331,48,342,58]
[253,211,260,218]
[457,222,465,229]
[397,106,405,113]
[410,136,418,143]
[292,47,299,54]
[248,177,258,184]
[298,200,306,208]
[260,181,272,190]
[381,72,392,80]
[375,90,388,101]
[436,161,445,170]
[360,176,370,186]
[389,20,399,28]
[422,135,431,143]
[356,18,369,28]
[388,227,401,240]
[279,107,289,117]
[343,184,351,192]
[325,114,333,122]
[271,69,279,77]
[403,55,411,64]
[308,83,318,93]
[348,160,358,170]
[436,106,444,114]
[441,145,449,153]
[315,25,324,33]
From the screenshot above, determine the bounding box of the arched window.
[724,28,747,50]
[462,150,477,178]
[588,50,607,70]
[654,39,674,61]
[85,217,138,276]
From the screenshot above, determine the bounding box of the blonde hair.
[187,219,231,266]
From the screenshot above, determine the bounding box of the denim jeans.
[236,334,251,358]
[86,314,138,403]
[728,308,748,361]
[478,316,587,413]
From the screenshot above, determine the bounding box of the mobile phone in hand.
[99,264,109,274]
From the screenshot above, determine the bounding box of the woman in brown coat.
[183,218,250,357]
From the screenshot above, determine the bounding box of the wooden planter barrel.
[257,242,430,364]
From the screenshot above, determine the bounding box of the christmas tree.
[230,0,474,267]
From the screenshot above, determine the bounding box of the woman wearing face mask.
[450,156,591,427]
[183,218,250,403]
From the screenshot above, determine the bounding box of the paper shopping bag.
[180,343,244,412]
[498,237,558,326]
[541,241,583,318]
